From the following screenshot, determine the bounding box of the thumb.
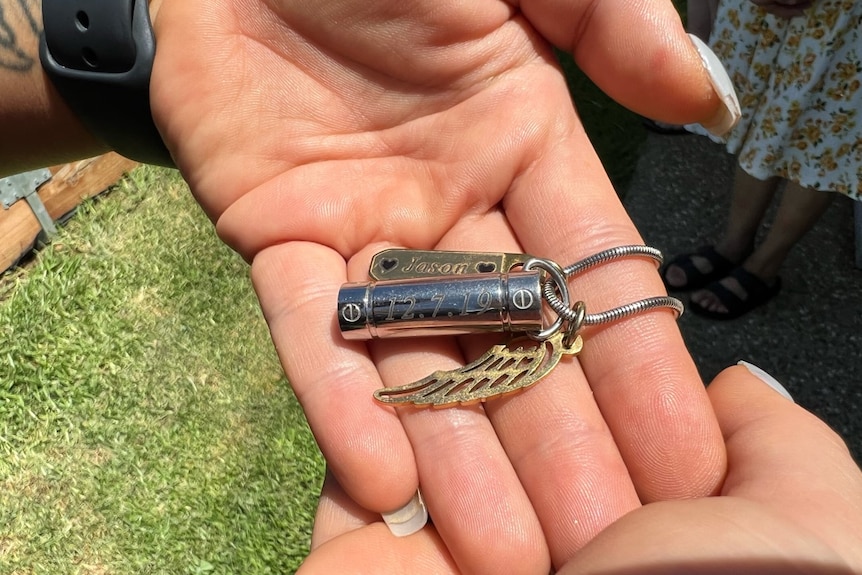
[708,362,862,568]
[519,0,739,133]
[559,364,862,574]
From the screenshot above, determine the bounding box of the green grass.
[0,168,323,574]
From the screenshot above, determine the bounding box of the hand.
[299,366,862,573]
[749,0,813,18]
[150,1,734,571]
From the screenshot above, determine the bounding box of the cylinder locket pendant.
[338,271,544,339]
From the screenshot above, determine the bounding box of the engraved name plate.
[369,249,530,281]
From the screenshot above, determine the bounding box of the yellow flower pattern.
[706,0,862,199]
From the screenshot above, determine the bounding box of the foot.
[663,255,715,289]
[690,266,781,319]
[662,245,740,291]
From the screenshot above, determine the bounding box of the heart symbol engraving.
[476,262,496,273]
[380,258,399,273]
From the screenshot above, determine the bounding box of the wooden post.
[0,153,138,274]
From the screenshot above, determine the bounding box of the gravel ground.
[625,132,862,463]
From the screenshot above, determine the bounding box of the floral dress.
[699,0,862,200]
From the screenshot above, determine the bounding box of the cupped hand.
[150,1,732,571]
[299,366,862,573]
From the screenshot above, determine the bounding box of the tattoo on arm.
[0,0,40,72]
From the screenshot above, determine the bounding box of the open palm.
[151,1,731,571]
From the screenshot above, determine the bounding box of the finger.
[709,364,862,565]
[299,524,459,575]
[311,469,380,550]
[250,241,420,516]
[503,84,726,503]
[436,211,643,567]
[347,239,551,575]
[517,0,734,128]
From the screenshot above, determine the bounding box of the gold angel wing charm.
[374,332,583,408]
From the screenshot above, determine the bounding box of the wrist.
[39,0,175,166]
[0,0,105,176]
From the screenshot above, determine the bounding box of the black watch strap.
[39,0,175,167]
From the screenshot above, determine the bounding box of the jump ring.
[562,301,586,349]
[523,257,569,341]
[542,280,584,324]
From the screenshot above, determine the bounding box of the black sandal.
[689,267,782,321]
[661,246,737,292]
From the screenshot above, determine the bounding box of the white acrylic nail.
[381,490,427,537]
[688,33,741,137]
[738,361,794,402]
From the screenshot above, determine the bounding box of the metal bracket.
[0,168,57,240]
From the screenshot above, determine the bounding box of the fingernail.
[738,361,794,402]
[381,490,427,537]
[688,33,741,137]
